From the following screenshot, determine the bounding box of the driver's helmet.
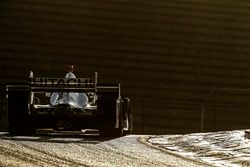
[65,65,74,73]
[65,65,76,78]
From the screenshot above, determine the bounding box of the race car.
[6,71,133,137]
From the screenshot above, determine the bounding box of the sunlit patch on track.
[142,130,250,167]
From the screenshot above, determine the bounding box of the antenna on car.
[95,72,98,87]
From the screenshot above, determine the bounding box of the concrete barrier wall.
[1,0,250,133]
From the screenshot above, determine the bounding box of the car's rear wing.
[7,71,121,97]
[29,71,98,92]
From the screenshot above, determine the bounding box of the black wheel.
[99,97,133,137]
[97,91,125,137]
[99,112,125,138]
[7,85,35,135]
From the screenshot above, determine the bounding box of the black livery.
[6,72,133,137]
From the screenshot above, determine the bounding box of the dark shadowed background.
[1,0,250,134]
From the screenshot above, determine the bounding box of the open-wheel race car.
[6,71,133,137]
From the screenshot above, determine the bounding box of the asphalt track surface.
[0,131,210,167]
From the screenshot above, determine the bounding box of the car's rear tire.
[99,96,133,138]
[7,85,35,135]
[97,92,125,137]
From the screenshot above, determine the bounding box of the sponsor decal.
[31,78,94,87]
